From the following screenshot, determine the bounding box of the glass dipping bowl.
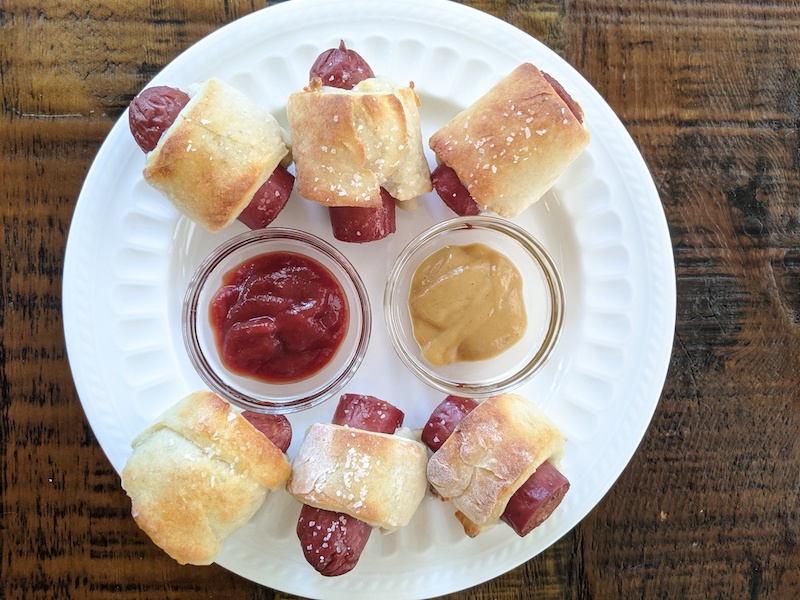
[384,215,564,397]
[183,228,371,414]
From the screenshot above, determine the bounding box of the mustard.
[408,243,527,366]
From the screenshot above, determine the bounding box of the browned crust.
[143,78,291,232]
[120,391,291,565]
[429,63,589,217]
[286,423,428,532]
[287,78,431,207]
[426,393,565,536]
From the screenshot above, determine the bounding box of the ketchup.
[209,252,348,382]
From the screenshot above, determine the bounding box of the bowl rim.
[182,227,372,414]
[383,215,564,397]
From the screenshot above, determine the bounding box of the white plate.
[62,0,675,598]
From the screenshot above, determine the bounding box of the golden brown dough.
[429,63,590,217]
[287,76,432,208]
[426,393,565,536]
[143,78,291,232]
[120,390,291,565]
[286,423,428,532]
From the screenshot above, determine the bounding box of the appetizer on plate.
[423,393,570,537]
[287,394,428,576]
[128,78,294,231]
[120,390,292,565]
[288,42,432,242]
[429,62,590,217]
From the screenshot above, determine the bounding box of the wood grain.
[569,1,800,598]
[1,0,798,599]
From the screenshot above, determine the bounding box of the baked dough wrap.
[426,393,566,537]
[120,390,291,565]
[287,76,432,208]
[287,423,428,532]
[429,62,590,218]
[143,77,292,232]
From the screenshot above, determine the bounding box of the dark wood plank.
[569,1,800,598]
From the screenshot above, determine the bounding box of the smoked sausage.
[235,165,295,229]
[296,505,373,577]
[295,393,405,576]
[328,188,397,243]
[430,163,481,217]
[331,393,404,433]
[420,395,477,452]
[305,43,398,242]
[541,72,585,123]
[309,40,375,90]
[422,395,569,537]
[241,411,293,454]
[500,460,570,536]
[429,64,589,218]
[128,85,294,230]
[128,86,189,152]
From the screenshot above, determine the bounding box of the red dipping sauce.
[209,252,348,383]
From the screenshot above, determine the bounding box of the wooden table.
[2,0,799,598]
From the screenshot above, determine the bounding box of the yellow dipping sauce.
[408,243,527,366]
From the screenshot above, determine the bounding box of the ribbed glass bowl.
[183,228,371,413]
[384,216,564,397]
